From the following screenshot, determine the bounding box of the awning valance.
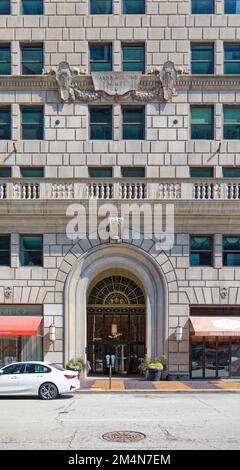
[190,316,240,337]
[0,316,43,336]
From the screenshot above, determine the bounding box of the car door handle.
[37,375,43,378]
[11,376,17,379]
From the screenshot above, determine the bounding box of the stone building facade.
[0,0,240,379]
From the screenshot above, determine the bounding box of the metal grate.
[102,431,146,443]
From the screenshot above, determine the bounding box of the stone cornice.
[177,75,240,90]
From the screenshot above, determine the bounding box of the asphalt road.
[0,393,239,450]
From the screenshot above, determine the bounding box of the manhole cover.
[102,431,146,443]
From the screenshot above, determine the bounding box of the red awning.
[190,316,240,337]
[0,316,43,336]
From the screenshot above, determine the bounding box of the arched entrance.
[87,275,146,375]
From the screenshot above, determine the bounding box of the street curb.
[76,389,240,394]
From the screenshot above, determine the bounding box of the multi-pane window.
[21,107,43,140]
[190,167,214,178]
[192,0,214,14]
[0,167,11,178]
[122,167,145,177]
[223,237,240,266]
[122,107,145,140]
[123,0,145,14]
[122,44,145,72]
[191,106,214,140]
[224,106,240,139]
[20,168,44,178]
[223,167,240,177]
[21,44,43,75]
[90,107,112,140]
[22,0,43,15]
[20,235,43,266]
[0,106,11,140]
[0,45,11,75]
[225,0,240,13]
[89,167,112,177]
[0,235,10,266]
[89,44,112,72]
[90,0,112,14]
[0,1,10,14]
[191,44,214,74]
[224,44,240,74]
[190,236,213,266]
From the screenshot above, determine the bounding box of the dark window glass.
[191,106,214,140]
[205,341,217,378]
[122,44,145,72]
[192,0,214,14]
[21,44,43,75]
[20,235,43,266]
[90,107,112,140]
[223,236,240,266]
[223,167,240,177]
[0,106,11,140]
[191,342,204,378]
[22,0,43,14]
[25,363,50,373]
[0,167,11,178]
[225,0,240,13]
[191,339,240,379]
[20,168,44,178]
[218,342,230,378]
[89,44,112,72]
[190,167,214,178]
[191,44,214,74]
[0,44,11,75]
[224,44,240,74]
[123,0,145,14]
[89,167,112,178]
[0,1,10,14]
[190,236,213,266]
[90,0,112,14]
[0,235,10,266]
[21,107,43,140]
[3,364,24,374]
[122,107,145,140]
[122,167,145,177]
[224,106,240,139]
[231,342,240,377]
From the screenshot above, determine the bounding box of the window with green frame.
[224,44,240,75]
[122,107,145,140]
[224,107,240,139]
[0,167,11,178]
[122,167,145,177]
[122,44,145,72]
[90,0,112,14]
[223,167,240,178]
[190,236,213,266]
[225,0,240,13]
[0,44,11,75]
[190,167,214,178]
[22,0,43,14]
[0,1,10,14]
[123,0,145,14]
[90,107,112,140]
[20,167,44,178]
[89,44,112,72]
[20,235,43,266]
[21,44,43,75]
[191,44,214,75]
[0,235,10,266]
[21,107,43,140]
[192,0,214,13]
[191,106,214,140]
[0,106,11,140]
[223,236,240,266]
[89,167,112,178]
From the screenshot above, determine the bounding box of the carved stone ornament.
[220,287,228,299]
[108,216,124,243]
[4,286,12,299]
[160,61,178,102]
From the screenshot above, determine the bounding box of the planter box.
[147,368,162,381]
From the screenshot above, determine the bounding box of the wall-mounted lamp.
[49,324,56,342]
[175,326,183,342]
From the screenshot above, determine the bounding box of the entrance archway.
[87,275,146,375]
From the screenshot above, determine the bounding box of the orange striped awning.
[190,316,240,337]
[0,316,43,336]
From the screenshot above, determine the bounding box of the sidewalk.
[79,377,240,393]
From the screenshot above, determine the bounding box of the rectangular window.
[190,167,214,178]
[223,167,240,177]
[223,236,240,266]
[22,0,43,14]
[90,0,112,14]
[122,43,145,72]
[224,106,240,139]
[225,0,240,13]
[123,0,145,14]
[0,235,10,266]
[122,167,145,177]
[20,235,43,267]
[191,106,214,140]
[0,1,10,14]
[20,168,44,178]
[89,167,112,178]
[224,44,240,74]
[89,44,112,72]
[190,236,213,266]
[21,106,43,140]
[122,107,145,140]
[90,107,112,140]
[0,44,11,75]
[0,106,11,140]
[192,0,214,13]
[191,44,214,75]
[0,167,11,178]
[21,44,43,75]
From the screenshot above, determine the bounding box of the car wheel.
[39,382,59,400]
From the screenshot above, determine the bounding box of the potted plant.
[138,357,165,381]
[66,358,85,379]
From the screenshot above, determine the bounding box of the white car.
[0,361,80,400]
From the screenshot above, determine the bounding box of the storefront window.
[191,341,204,378]
[218,341,230,378]
[231,342,240,377]
[191,338,240,378]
